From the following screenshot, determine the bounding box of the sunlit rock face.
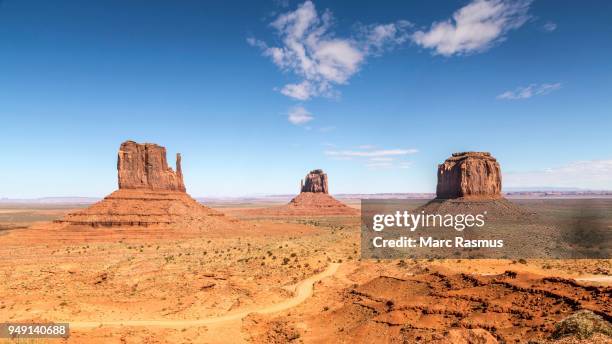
[117,140,185,192]
[436,152,502,200]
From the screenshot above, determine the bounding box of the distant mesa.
[249,169,358,216]
[59,140,232,228]
[421,152,530,218]
[436,152,502,200]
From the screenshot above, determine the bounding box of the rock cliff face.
[300,169,328,194]
[117,141,186,192]
[59,140,232,228]
[436,152,502,200]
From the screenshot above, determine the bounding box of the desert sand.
[0,199,610,344]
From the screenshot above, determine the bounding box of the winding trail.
[69,263,340,329]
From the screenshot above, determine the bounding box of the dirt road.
[69,263,341,329]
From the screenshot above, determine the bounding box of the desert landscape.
[1,2,611,342]
[0,142,610,344]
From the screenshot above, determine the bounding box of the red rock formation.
[247,169,357,216]
[117,141,185,192]
[300,169,328,194]
[436,152,502,200]
[59,140,232,228]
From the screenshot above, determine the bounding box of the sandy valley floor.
[0,200,610,343]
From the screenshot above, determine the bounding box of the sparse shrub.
[518,259,527,264]
[552,310,612,339]
[282,257,290,265]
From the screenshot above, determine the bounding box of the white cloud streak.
[366,162,394,169]
[249,1,410,100]
[505,160,612,190]
[326,146,417,169]
[325,148,418,158]
[497,82,561,100]
[287,106,314,125]
[412,0,532,56]
[543,21,557,32]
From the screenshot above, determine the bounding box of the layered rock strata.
[59,141,227,228]
[436,152,502,200]
[300,169,329,194]
[118,141,185,192]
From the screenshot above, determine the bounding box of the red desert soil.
[0,202,610,343]
[58,189,231,227]
[245,260,611,344]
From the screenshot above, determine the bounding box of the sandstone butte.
[421,152,529,217]
[436,152,502,200]
[59,140,233,228]
[300,169,329,194]
[117,141,186,192]
[261,169,357,216]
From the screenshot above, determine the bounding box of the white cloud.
[365,160,412,169]
[326,146,417,169]
[325,148,418,157]
[369,157,393,162]
[366,162,393,169]
[249,1,410,100]
[287,106,314,125]
[359,20,412,55]
[280,81,313,100]
[497,82,561,100]
[412,0,531,56]
[505,160,612,190]
[543,21,557,32]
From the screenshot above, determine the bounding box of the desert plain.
[0,197,610,344]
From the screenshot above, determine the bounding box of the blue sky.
[1,0,611,198]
